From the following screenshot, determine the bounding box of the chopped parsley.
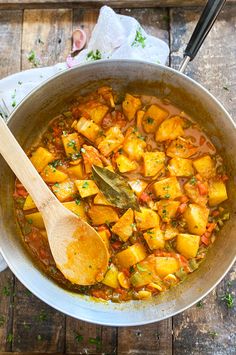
[0,315,5,327]
[11,89,16,108]
[147,117,154,124]
[7,333,13,343]
[2,286,10,296]
[75,333,84,343]
[164,193,171,199]
[67,140,77,151]
[82,181,89,189]
[38,309,48,322]
[75,198,81,205]
[132,27,146,48]
[86,50,102,61]
[89,336,101,345]
[221,292,234,309]
[27,50,40,67]
[37,334,42,341]
[209,330,218,338]
[189,176,197,185]
[223,86,229,91]
[18,81,22,85]
[49,159,62,168]
[196,300,204,308]
[137,264,147,272]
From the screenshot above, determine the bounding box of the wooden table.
[0,1,235,354]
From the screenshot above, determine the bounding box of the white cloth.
[0,5,169,271]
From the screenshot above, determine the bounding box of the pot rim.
[1,59,235,326]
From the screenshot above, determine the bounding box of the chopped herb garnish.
[137,264,147,272]
[221,292,234,308]
[86,50,102,61]
[0,315,5,327]
[18,81,22,85]
[54,183,60,187]
[2,286,10,296]
[75,333,84,343]
[147,117,154,124]
[49,159,62,168]
[75,198,81,205]
[209,330,218,338]
[88,336,101,345]
[67,139,77,151]
[7,333,13,343]
[80,147,86,153]
[82,181,89,189]
[130,266,135,273]
[189,176,197,185]
[223,86,229,91]
[38,309,48,322]
[37,334,42,341]
[27,50,40,67]
[196,300,203,308]
[164,193,171,199]
[132,27,146,48]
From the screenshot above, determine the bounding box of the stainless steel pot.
[0,59,236,326]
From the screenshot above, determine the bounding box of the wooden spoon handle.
[0,117,57,211]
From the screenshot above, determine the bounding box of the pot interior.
[0,60,235,326]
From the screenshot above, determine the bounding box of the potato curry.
[14,86,229,302]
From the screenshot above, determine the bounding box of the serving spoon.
[0,115,109,285]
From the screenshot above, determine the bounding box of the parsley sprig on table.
[132,27,146,48]
[86,50,102,61]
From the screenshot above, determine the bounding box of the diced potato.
[88,205,119,225]
[52,180,77,202]
[81,144,103,174]
[76,117,100,143]
[82,102,109,124]
[143,151,165,177]
[61,133,81,158]
[163,226,179,240]
[184,179,208,206]
[137,290,152,299]
[102,264,119,289]
[62,201,87,221]
[144,228,165,250]
[166,137,198,158]
[115,243,147,269]
[98,126,124,157]
[94,191,112,206]
[142,104,169,133]
[135,207,160,230]
[75,180,99,198]
[116,154,137,173]
[168,157,194,177]
[208,180,228,206]
[130,255,160,287]
[136,110,145,131]
[30,147,54,172]
[67,164,84,179]
[155,116,185,142]
[193,155,215,179]
[122,93,142,121]
[123,128,147,161]
[111,208,134,242]
[40,164,68,183]
[23,195,36,211]
[131,270,153,287]
[153,177,183,200]
[97,86,115,107]
[155,257,180,278]
[98,230,110,249]
[176,233,200,259]
[118,271,130,289]
[25,212,44,229]
[184,203,209,235]
[156,200,180,222]
[128,179,148,197]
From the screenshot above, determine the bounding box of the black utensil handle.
[184,0,226,61]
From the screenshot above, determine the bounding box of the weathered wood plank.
[170,6,236,354]
[0,10,23,79]
[0,269,14,352]
[12,279,66,352]
[21,9,72,70]
[0,0,236,10]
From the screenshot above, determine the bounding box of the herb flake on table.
[86,50,102,61]
[75,333,84,343]
[0,315,5,327]
[7,333,13,343]
[2,285,10,296]
[89,336,101,346]
[132,27,146,48]
[221,292,234,309]
[27,50,40,67]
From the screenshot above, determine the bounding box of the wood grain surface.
[0,3,235,354]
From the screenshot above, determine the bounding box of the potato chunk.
[61,132,81,158]
[52,180,76,202]
[40,164,68,183]
[123,127,147,161]
[67,164,84,179]
[128,179,148,197]
[116,154,137,173]
[83,102,109,124]
[98,126,124,157]
[155,257,180,278]
[193,155,215,179]
[166,137,198,158]
[143,151,165,177]
[76,117,100,143]
[63,201,87,221]
[122,93,142,121]
[23,195,36,211]
[88,205,119,225]
[144,228,165,250]
[111,208,134,242]
[184,178,208,206]
[153,177,182,200]
[115,243,147,269]
[25,212,45,229]
[30,147,54,172]
[168,157,194,177]
[135,207,160,230]
[75,180,99,198]
[155,116,185,142]
[208,180,228,206]
[156,200,180,222]
[184,203,209,235]
[102,264,119,289]
[94,191,112,206]
[176,233,200,259]
[142,104,169,133]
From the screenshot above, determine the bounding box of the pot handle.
[179,0,226,73]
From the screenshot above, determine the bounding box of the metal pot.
[0,59,235,326]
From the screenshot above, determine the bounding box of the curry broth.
[14,87,229,302]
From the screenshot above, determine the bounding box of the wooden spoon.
[0,117,109,285]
